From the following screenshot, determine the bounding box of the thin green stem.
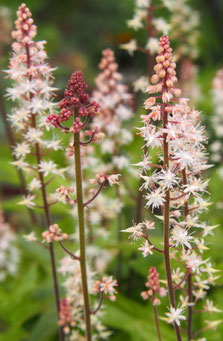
[73,110,92,341]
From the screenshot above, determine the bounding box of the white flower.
[45,138,63,151]
[11,159,29,170]
[120,129,133,144]
[164,305,186,326]
[100,276,118,295]
[13,142,30,159]
[121,222,144,242]
[204,320,222,331]
[198,223,218,237]
[107,174,121,186]
[28,178,41,191]
[204,300,222,314]
[136,0,150,7]
[145,188,165,210]
[25,127,43,143]
[153,17,170,34]
[23,232,37,242]
[146,37,159,54]
[157,169,179,189]
[113,155,129,170]
[184,251,204,274]
[171,226,193,249]
[127,15,143,30]
[133,154,152,173]
[116,104,133,120]
[101,140,115,154]
[6,86,22,101]
[133,76,148,92]
[138,240,153,257]
[120,39,137,56]
[18,194,36,209]
[38,160,57,176]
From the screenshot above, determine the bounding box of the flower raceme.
[92,48,134,170]
[5,3,65,205]
[47,71,119,340]
[122,35,220,338]
[5,4,67,339]
[141,267,166,305]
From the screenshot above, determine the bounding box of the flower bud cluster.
[58,298,76,334]
[141,267,166,305]
[93,276,118,301]
[11,3,36,43]
[47,71,100,137]
[42,224,68,243]
[56,185,75,204]
[90,172,121,187]
[92,48,133,167]
[58,257,112,339]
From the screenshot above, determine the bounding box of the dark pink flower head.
[12,3,37,43]
[47,71,100,132]
[58,298,75,334]
[146,266,160,293]
[141,266,166,304]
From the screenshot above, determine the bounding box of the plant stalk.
[73,110,92,341]
[153,303,162,341]
[163,108,182,341]
[24,42,64,340]
[182,169,193,340]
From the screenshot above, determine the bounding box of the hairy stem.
[73,110,92,341]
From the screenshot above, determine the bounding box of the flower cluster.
[58,298,76,335]
[123,36,220,335]
[42,224,68,243]
[0,210,20,282]
[5,3,65,211]
[93,276,118,302]
[47,71,100,139]
[121,0,200,92]
[141,267,166,305]
[92,48,134,165]
[58,257,112,339]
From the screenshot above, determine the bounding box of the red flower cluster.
[58,298,76,334]
[141,267,166,305]
[47,71,100,132]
